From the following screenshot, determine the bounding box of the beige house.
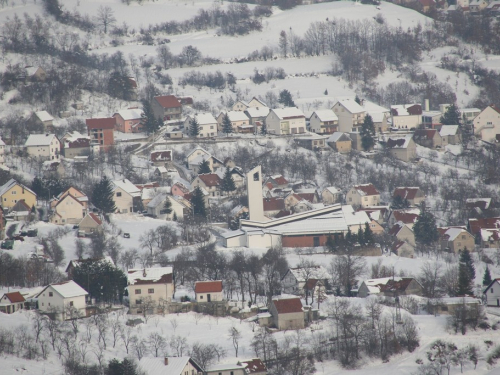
[391,240,415,258]
[438,227,475,253]
[191,174,222,198]
[327,132,352,153]
[186,147,212,171]
[127,267,174,315]
[112,179,141,213]
[385,135,417,162]
[392,187,426,206]
[473,105,500,142]
[439,125,461,145]
[309,110,339,134]
[25,134,60,161]
[269,298,305,330]
[113,108,143,133]
[217,111,252,133]
[78,213,103,235]
[184,113,218,138]
[346,184,380,208]
[322,186,342,205]
[389,222,416,246]
[245,106,270,128]
[0,179,37,210]
[52,187,88,210]
[357,277,423,298]
[37,280,88,320]
[414,129,447,149]
[0,291,25,314]
[265,108,306,135]
[146,194,190,220]
[152,95,182,121]
[32,111,54,131]
[139,357,203,375]
[232,97,267,112]
[194,281,223,303]
[390,104,422,129]
[50,193,86,225]
[332,98,366,133]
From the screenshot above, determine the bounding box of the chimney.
[425,99,430,112]
[164,357,168,366]
[143,269,147,277]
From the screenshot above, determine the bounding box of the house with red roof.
[263,197,285,218]
[358,277,423,298]
[194,281,223,303]
[388,208,421,229]
[389,221,416,246]
[0,291,25,314]
[484,279,500,307]
[473,105,500,142]
[468,217,500,241]
[269,297,304,330]
[414,129,447,149]
[391,240,415,258]
[152,95,182,121]
[191,174,222,197]
[480,228,500,248]
[86,118,115,151]
[346,183,380,208]
[78,213,103,235]
[264,175,289,189]
[127,267,174,315]
[392,187,426,206]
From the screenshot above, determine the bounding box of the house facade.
[473,105,500,142]
[322,187,342,205]
[392,187,426,206]
[438,227,475,253]
[0,179,37,210]
[269,298,304,330]
[112,179,141,213]
[386,135,417,162]
[191,174,222,198]
[127,267,174,315]
[309,110,339,134]
[332,98,366,133]
[265,108,306,135]
[50,193,86,225]
[184,113,218,138]
[390,104,422,129]
[194,281,223,303]
[346,184,380,208]
[0,291,25,314]
[61,131,90,158]
[152,95,182,121]
[327,132,352,153]
[217,111,251,133]
[484,279,500,307]
[86,118,115,151]
[113,108,144,133]
[78,213,103,235]
[37,280,88,320]
[25,134,60,161]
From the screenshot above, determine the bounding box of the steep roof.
[139,357,202,375]
[114,108,143,121]
[312,109,338,122]
[195,280,223,293]
[25,133,58,147]
[245,106,270,117]
[389,221,408,236]
[393,187,422,200]
[271,107,305,120]
[147,194,167,209]
[0,179,36,197]
[352,183,379,196]
[2,291,25,303]
[263,197,285,212]
[272,297,303,314]
[441,227,470,241]
[386,134,414,149]
[196,173,222,187]
[154,95,181,108]
[35,111,54,122]
[38,280,88,298]
[468,217,500,235]
[128,267,173,285]
[112,179,141,197]
[88,213,102,225]
[86,118,115,129]
[334,98,364,114]
[327,132,351,143]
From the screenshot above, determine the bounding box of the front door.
[207,294,211,302]
[497,299,499,307]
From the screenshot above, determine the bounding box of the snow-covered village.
[1,0,500,374]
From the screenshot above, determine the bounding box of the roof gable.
[195,281,223,293]
[272,297,303,314]
[2,291,25,303]
[154,95,181,108]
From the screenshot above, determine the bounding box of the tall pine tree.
[278,89,295,107]
[364,222,374,244]
[92,176,117,213]
[440,103,461,125]
[260,122,267,135]
[360,114,376,151]
[222,113,233,136]
[221,167,236,194]
[413,208,439,246]
[162,196,172,217]
[141,99,160,134]
[190,187,207,218]
[483,266,492,286]
[189,117,200,137]
[198,160,211,174]
[457,248,475,295]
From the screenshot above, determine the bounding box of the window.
[253,172,259,181]
[70,301,74,307]
[200,295,203,300]
[49,292,53,297]
[116,192,122,197]
[11,191,16,195]
[462,235,466,239]
[313,237,320,247]
[135,289,141,294]
[148,289,154,294]
[491,288,494,293]
[136,300,142,305]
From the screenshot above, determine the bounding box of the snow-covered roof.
[443,227,468,241]
[312,109,338,122]
[206,363,245,371]
[439,125,459,136]
[192,113,217,125]
[440,297,480,305]
[361,100,389,119]
[35,111,53,122]
[386,134,413,149]
[271,107,305,119]
[390,104,422,116]
[186,146,210,159]
[147,194,167,208]
[245,106,270,117]
[39,280,88,298]
[323,186,341,195]
[335,98,364,114]
[112,179,141,197]
[327,132,351,143]
[64,131,90,142]
[220,110,250,122]
[139,357,201,375]
[114,108,143,121]
[25,133,58,147]
[128,267,173,285]
[0,179,35,197]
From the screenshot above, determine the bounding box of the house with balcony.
[265,108,306,135]
[25,134,60,161]
[332,98,366,133]
[309,109,339,134]
[127,267,174,315]
[86,118,114,151]
[152,95,182,121]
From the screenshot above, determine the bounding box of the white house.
[194,280,223,303]
[50,193,87,224]
[473,105,500,142]
[127,267,174,315]
[216,111,251,133]
[346,184,380,208]
[139,357,204,375]
[332,98,366,133]
[265,108,306,135]
[0,291,25,314]
[112,179,141,213]
[184,113,218,138]
[25,134,60,161]
[146,194,190,220]
[484,278,500,307]
[281,266,328,295]
[309,110,339,134]
[390,104,422,129]
[36,280,88,320]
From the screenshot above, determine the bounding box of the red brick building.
[86,118,115,151]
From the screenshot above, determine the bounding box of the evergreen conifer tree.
[357,226,365,246]
[364,222,374,244]
[92,176,116,213]
[391,195,411,209]
[222,113,233,136]
[198,160,211,174]
[440,103,461,125]
[260,123,267,135]
[190,186,207,218]
[163,196,172,216]
[141,99,160,134]
[360,114,376,151]
[483,266,492,286]
[413,208,439,246]
[278,89,295,107]
[221,167,236,194]
[457,248,475,295]
[189,117,200,137]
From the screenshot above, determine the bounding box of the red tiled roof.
[197,174,222,187]
[241,359,267,373]
[468,217,500,235]
[393,187,421,200]
[263,197,285,212]
[86,118,115,129]
[296,193,316,203]
[393,211,419,224]
[391,240,406,252]
[133,273,172,285]
[178,97,193,105]
[354,184,379,196]
[66,138,90,148]
[272,175,288,186]
[379,278,416,293]
[273,298,303,314]
[154,95,181,109]
[150,150,172,162]
[89,213,102,225]
[195,281,223,293]
[4,291,25,303]
[414,129,437,140]
[388,222,404,236]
